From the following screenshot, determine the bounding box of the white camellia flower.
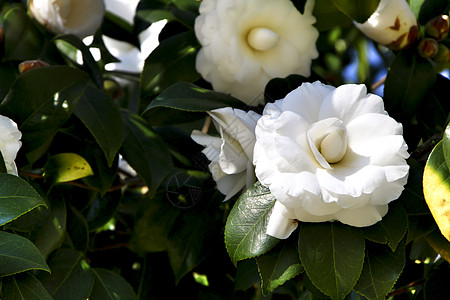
[191,107,261,200]
[0,115,22,176]
[195,0,319,106]
[354,0,418,50]
[29,0,105,38]
[253,81,409,239]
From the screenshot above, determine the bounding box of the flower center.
[247,27,280,51]
[307,118,347,169]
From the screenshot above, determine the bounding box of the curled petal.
[266,201,298,239]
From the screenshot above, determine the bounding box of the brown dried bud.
[418,38,440,58]
[425,15,449,41]
[18,60,50,73]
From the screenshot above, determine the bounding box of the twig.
[386,278,426,297]
[371,75,386,90]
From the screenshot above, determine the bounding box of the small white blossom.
[253,82,409,239]
[191,107,261,200]
[195,0,319,105]
[354,0,418,50]
[29,0,105,38]
[0,116,22,176]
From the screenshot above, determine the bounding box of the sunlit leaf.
[298,222,365,300]
[0,173,47,226]
[225,182,280,266]
[423,140,450,242]
[43,153,93,183]
[353,242,405,300]
[0,231,50,276]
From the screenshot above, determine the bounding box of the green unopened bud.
[18,60,50,73]
[418,38,439,58]
[104,78,123,99]
[425,15,449,41]
[434,44,450,64]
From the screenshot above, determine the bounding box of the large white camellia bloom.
[195,0,319,106]
[354,0,418,50]
[0,115,22,176]
[191,107,261,200]
[253,82,409,239]
[29,0,105,38]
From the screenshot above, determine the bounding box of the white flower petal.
[334,205,389,227]
[346,113,403,145]
[266,201,298,239]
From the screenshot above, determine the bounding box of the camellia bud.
[425,15,449,41]
[434,44,450,64]
[29,0,105,39]
[354,0,419,50]
[18,60,50,73]
[417,38,440,59]
[103,78,124,100]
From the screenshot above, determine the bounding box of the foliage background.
[0,0,449,299]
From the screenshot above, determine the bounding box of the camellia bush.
[1,0,450,299]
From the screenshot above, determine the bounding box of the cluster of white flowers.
[0,116,22,176]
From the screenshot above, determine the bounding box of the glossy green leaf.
[363,203,407,251]
[384,50,436,116]
[40,248,94,300]
[423,141,450,242]
[225,182,279,266]
[443,124,450,169]
[143,82,247,125]
[353,242,405,300]
[298,222,365,300]
[85,190,121,231]
[256,236,304,295]
[167,189,222,283]
[406,214,437,244]
[2,7,44,61]
[66,207,89,253]
[140,31,201,110]
[90,268,137,300]
[313,0,352,31]
[74,84,123,167]
[43,153,93,183]
[399,158,430,215]
[0,173,47,226]
[32,196,67,259]
[2,272,53,300]
[0,66,90,164]
[120,109,173,190]
[330,0,380,23]
[235,259,260,291]
[0,231,50,276]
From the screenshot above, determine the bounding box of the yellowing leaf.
[43,153,93,183]
[423,141,450,242]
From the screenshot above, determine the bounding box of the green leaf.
[423,141,450,242]
[353,242,405,300]
[31,195,67,259]
[407,0,426,18]
[330,0,380,23]
[0,231,50,276]
[298,222,365,300]
[399,158,430,215]
[425,229,450,263]
[90,268,137,300]
[74,84,123,167]
[313,0,352,31]
[0,173,47,226]
[362,203,407,251]
[406,214,437,244]
[2,7,45,61]
[418,0,450,24]
[53,35,103,88]
[256,236,304,295]
[2,272,53,300]
[66,207,89,253]
[424,261,450,299]
[0,66,90,164]
[225,182,280,266]
[142,82,247,125]
[167,188,223,283]
[85,191,121,232]
[384,50,436,116]
[443,124,450,169]
[43,153,93,183]
[40,248,94,300]
[120,109,173,190]
[235,259,261,291]
[140,31,201,110]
